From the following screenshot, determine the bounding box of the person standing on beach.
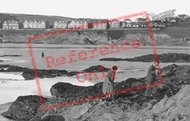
[41,51,45,58]
[144,61,159,97]
[102,66,118,99]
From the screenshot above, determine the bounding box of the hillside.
[157,20,190,38]
[0,13,190,46]
[0,13,18,21]
[0,13,73,24]
[0,29,190,46]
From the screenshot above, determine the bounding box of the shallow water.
[0,44,190,69]
[0,44,190,86]
[0,44,190,81]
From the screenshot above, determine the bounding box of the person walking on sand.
[144,61,159,97]
[41,51,45,58]
[102,66,118,99]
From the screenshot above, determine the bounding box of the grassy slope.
[157,20,190,38]
[0,13,17,21]
[0,13,73,27]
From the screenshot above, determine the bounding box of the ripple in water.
[0,58,27,64]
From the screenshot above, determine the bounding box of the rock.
[66,71,78,77]
[50,82,102,100]
[100,53,190,63]
[3,64,190,121]
[0,64,109,80]
[83,37,96,45]
[41,115,65,121]
[45,64,190,120]
[82,65,109,73]
[22,69,69,80]
[0,65,26,72]
[0,55,22,57]
[21,65,109,80]
[131,85,190,121]
[1,95,48,121]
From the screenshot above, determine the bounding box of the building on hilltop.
[93,19,107,30]
[67,19,77,29]
[135,18,147,23]
[23,20,29,29]
[80,20,88,29]
[53,20,68,29]
[178,14,190,21]
[2,20,19,30]
[109,19,120,29]
[124,19,132,23]
[22,20,46,29]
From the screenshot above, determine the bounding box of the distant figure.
[102,66,118,99]
[41,52,45,58]
[144,61,159,97]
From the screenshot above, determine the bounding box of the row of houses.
[0,20,47,30]
[0,19,113,30]
[0,14,189,30]
[2,20,19,30]
[23,20,46,29]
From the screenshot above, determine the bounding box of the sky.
[0,0,189,19]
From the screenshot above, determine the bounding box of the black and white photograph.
[0,0,190,121]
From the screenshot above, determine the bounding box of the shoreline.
[0,66,145,105]
[0,102,13,121]
[0,43,190,49]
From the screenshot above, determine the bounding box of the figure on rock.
[144,61,160,97]
[102,65,118,99]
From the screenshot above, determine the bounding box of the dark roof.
[151,20,162,22]
[124,19,132,21]
[136,18,146,21]
[131,22,139,25]
[178,14,188,18]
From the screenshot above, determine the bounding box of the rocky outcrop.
[41,115,65,121]
[0,65,26,72]
[22,69,69,80]
[1,95,48,121]
[2,29,190,46]
[0,65,109,80]
[0,55,22,57]
[2,64,190,121]
[100,53,190,63]
[31,64,190,121]
[22,65,109,80]
[129,85,190,121]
